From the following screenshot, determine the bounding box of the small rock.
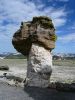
[14,77,23,83]
[6,74,23,83]
[56,82,75,92]
[0,65,9,71]
[3,73,7,77]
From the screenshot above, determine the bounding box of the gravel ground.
[0,82,75,100]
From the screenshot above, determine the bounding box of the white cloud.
[50,8,67,27]
[57,0,69,2]
[0,0,68,40]
[58,33,75,43]
[48,0,69,2]
[71,23,75,29]
[53,18,66,27]
[56,0,69,2]
[50,8,67,18]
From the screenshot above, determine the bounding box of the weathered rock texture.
[12,16,57,56]
[12,16,57,87]
[27,44,52,87]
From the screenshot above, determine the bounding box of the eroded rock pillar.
[27,43,52,87]
[12,16,57,88]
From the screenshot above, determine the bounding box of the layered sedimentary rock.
[12,16,57,87]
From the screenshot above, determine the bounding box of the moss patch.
[31,16,54,29]
[49,33,57,42]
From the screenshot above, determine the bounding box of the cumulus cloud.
[58,33,75,43]
[56,0,69,2]
[0,0,68,40]
[71,23,75,29]
[50,8,67,27]
[48,0,69,2]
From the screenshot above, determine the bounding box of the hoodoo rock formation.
[12,16,57,87]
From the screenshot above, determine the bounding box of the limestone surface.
[27,43,52,87]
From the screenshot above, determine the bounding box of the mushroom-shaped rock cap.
[12,16,57,56]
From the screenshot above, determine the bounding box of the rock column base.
[26,44,52,88]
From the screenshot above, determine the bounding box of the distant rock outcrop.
[12,16,57,87]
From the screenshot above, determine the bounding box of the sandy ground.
[0,59,75,85]
[0,59,75,100]
[50,65,75,83]
[0,59,27,85]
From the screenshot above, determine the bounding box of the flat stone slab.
[0,82,75,100]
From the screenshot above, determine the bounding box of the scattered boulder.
[3,73,7,77]
[56,82,75,92]
[0,65,9,71]
[6,74,23,83]
[14,77,23,83]
[48,82,75,92]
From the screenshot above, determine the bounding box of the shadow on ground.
[24,86,75,100]
[0,82,75,100]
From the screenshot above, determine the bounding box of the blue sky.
[0,0,75,53]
